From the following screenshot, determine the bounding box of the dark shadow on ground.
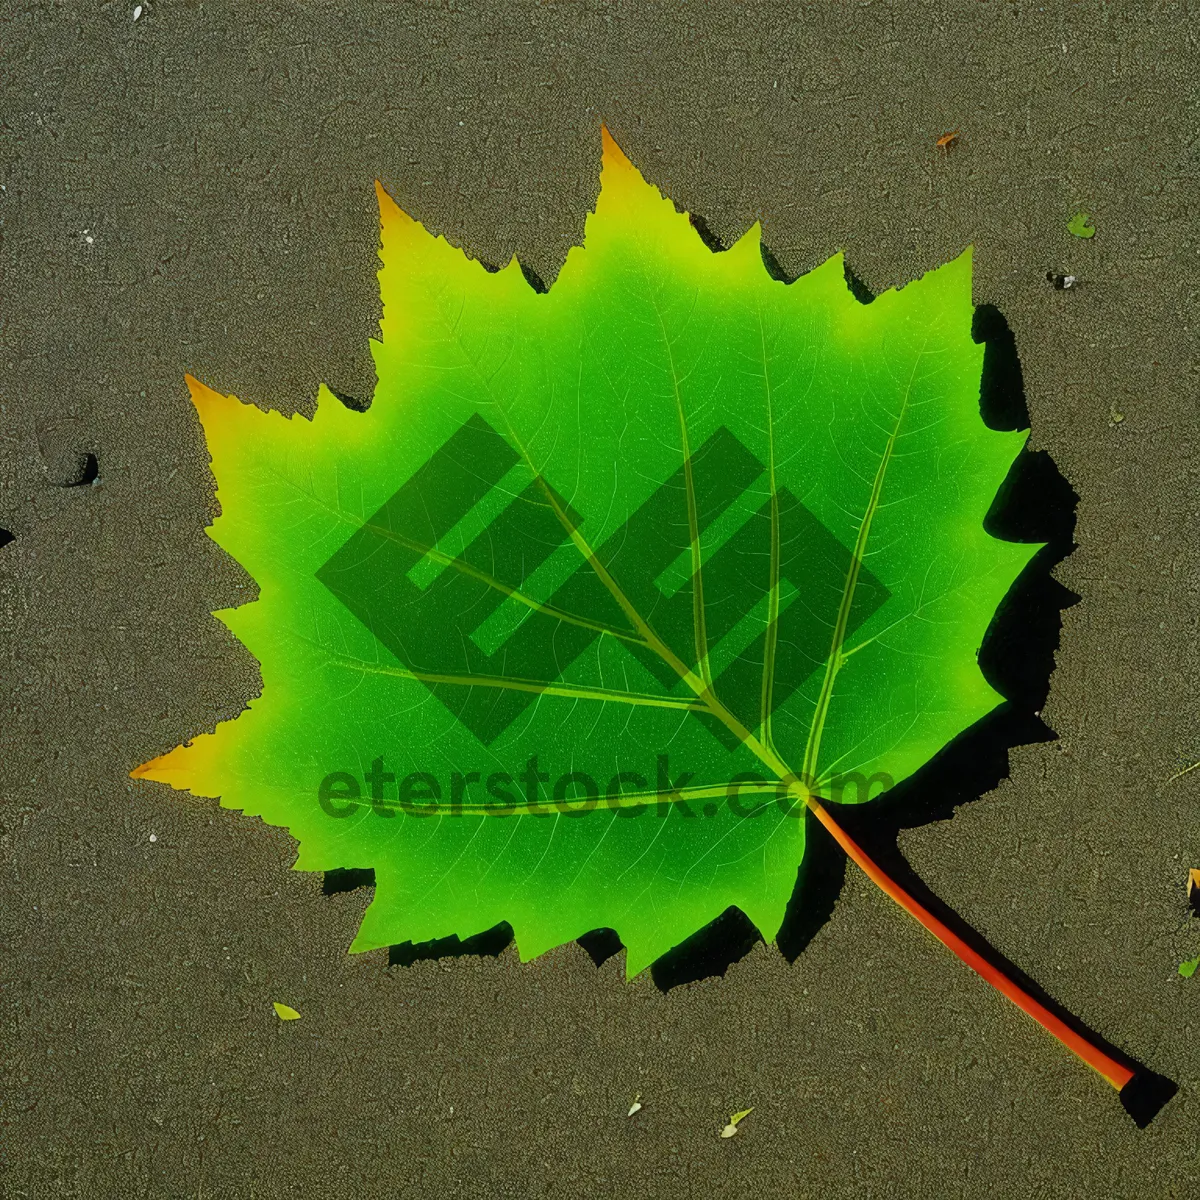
[322,867,515,967]
[322,867,376,895]
[387,922,514,968]
[331,388,370,413]
[578,928,624,968]
[649,907,764,991]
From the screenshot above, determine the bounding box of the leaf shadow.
[387,922,514,968]
[322,867,376,895]
[330,388,370,413]
[322,868,517,967]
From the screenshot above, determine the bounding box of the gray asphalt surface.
[2,3,1198,1196]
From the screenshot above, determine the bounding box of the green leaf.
[272,1001,301,1020]
[1067,211,1096,238]
[721,1107,754,1138]
[134,129,1037,978]
[1179,957,1199,979]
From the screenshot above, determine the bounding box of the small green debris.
[1179,958,1199,979]
[720,1107,754,1138]
[273,1001,301,1020]
[1067,211,1096,239]
[1109,404,1124,426]
[1167,760,1200,786]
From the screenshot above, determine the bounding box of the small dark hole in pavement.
[322,867,375,896]
[388,921,513,968]
[0,528,13,551]
[58,451,99,487]
[578,928,623,968]
[650,906,762,992]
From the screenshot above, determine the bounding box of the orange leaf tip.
[599,124,642,187]
[374,178,412,230]
[184,374,233,425]
[129,750,175,781]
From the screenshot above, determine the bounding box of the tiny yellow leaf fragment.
[1188,868,1200,905]
[720,1107,753,1138]
[272,1001,301,1021]
[627,1093,642,1117]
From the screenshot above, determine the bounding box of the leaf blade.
[135,133,1035,978]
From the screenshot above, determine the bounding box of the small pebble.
[148,833,157,843]
[133,4,143,19]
